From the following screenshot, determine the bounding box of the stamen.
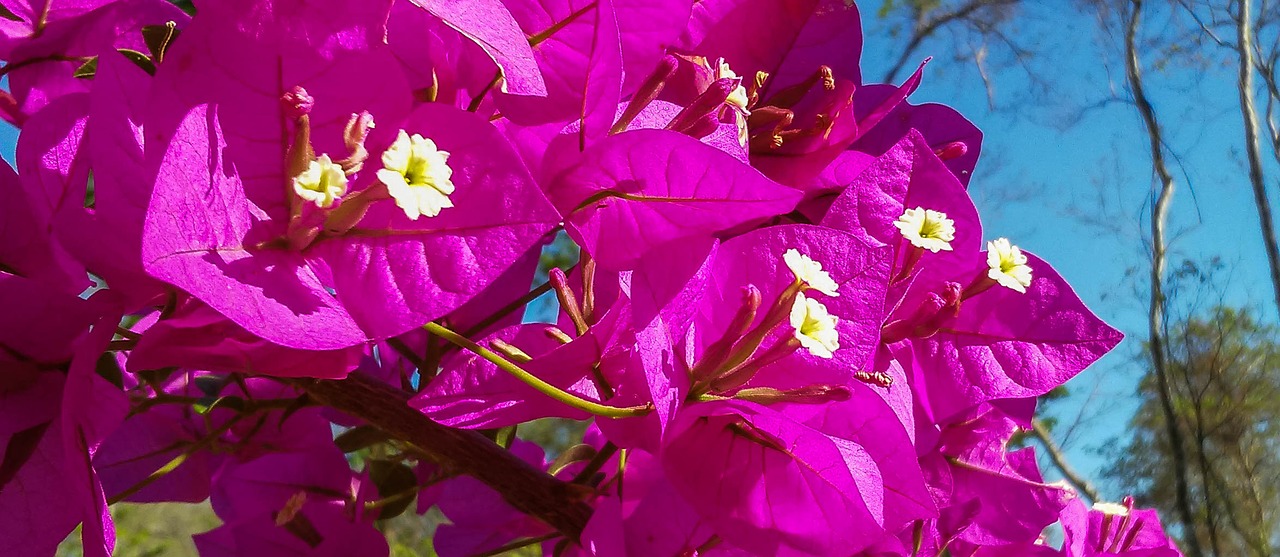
[853,370,895,387]
[760,65,837,109]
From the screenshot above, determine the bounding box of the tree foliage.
[1106,306,1280,557]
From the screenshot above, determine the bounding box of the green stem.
[422,322,650,419]
[108,414,244,504]
[471,532,562,557]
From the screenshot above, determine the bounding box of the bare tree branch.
[1029,419,1103,503]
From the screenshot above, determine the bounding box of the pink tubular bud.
[282,86,314,120]
[344,111,375,151]
[666,78,737,134]
[549,268,588,335]
[732,384,851,405]
[680,113,721,139]
[690,285,761,385]
[611,55,680,135]
[880,282,963,344]
[934,141,968,160]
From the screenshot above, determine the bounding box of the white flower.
[377,130,455,220]
[1092,502,1130,517]
[292,154,348,209]
[894,207,956,253]
[783,249,840,297]
[986,238,1033,293]
[790,293,840,358]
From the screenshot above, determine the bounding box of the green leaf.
[74,57,99,79]
[494,425,517,449]
[334,425,390,453]
[548,443,597,476]
[193,374,226,398]
[0,4,23,22]
[142,21,180,64]
[95,352,124,389]
[368,460,417,520]
[117,48,157,76]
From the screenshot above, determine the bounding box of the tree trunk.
[1123,1,1204,555]
[1236,0,1280,321]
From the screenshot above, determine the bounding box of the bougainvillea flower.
[748,63,926,190]
[1059,497,1184,557]
[1,284,127,557]
[548,128,801,271]
[0,271,100,373]
[0,397,80,556]
[94,402,222,504]
[143,0,559,350]
[0,0,1186,554]
[493,0,623,140]
[205,401,355,524]
[692,224,891,391]
[70,50,172,304]
[926,405,1073,547]
[193,499,389,557]
[59,307,129,557]
[680,0,864,89]
[0,0,112,54]
[127,297,363,379]
[661,398,918,556]
[407,0,547,97]
[412,317,613,428]
[848,100,984,187]
[0,274,92,556]
[0,0,185,124]
[12,50,171,305]
[494,0,692,127]
[822,133,1121,422]
[2,145,87,294]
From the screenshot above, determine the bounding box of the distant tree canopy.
[1106,307,1280,557]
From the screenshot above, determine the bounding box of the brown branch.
[1029,419,1102,503]
[285,373,593,540]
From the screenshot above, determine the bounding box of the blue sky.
[864,3,1276,494]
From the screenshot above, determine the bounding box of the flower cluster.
[0,1,1179,556]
